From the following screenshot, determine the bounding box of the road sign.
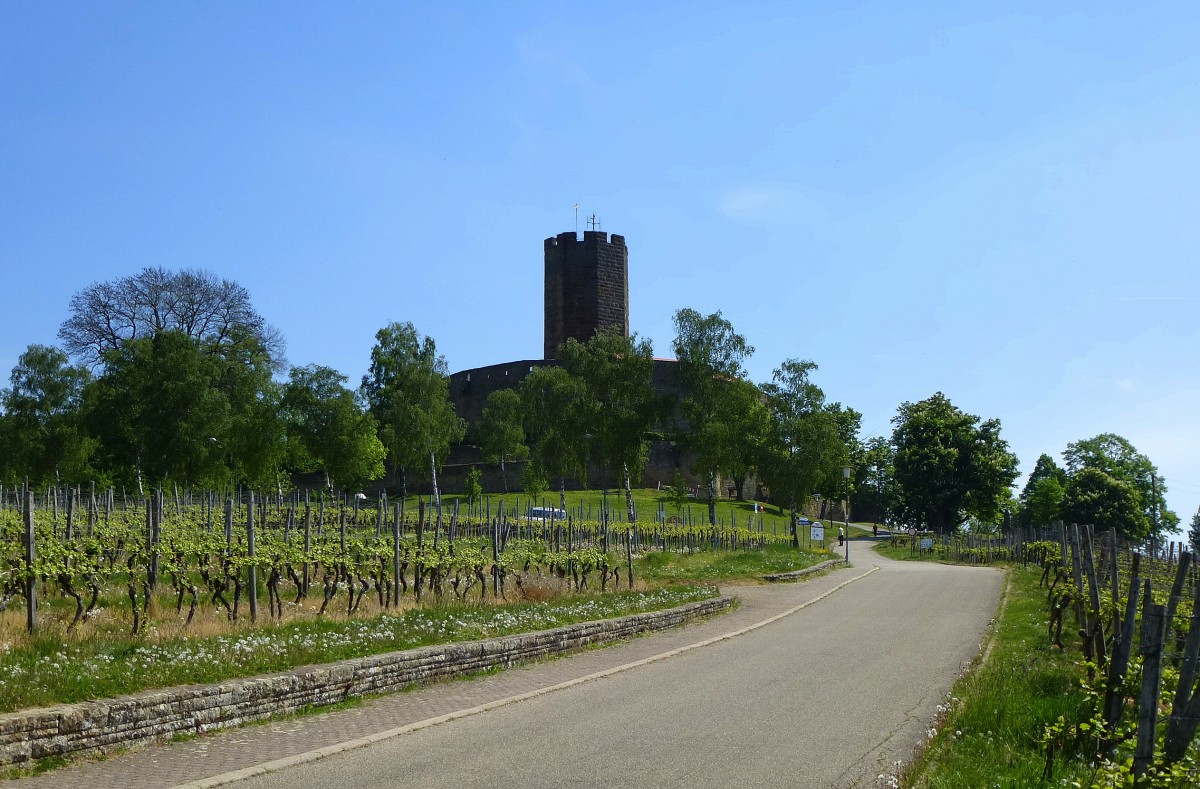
[810,524,825,543]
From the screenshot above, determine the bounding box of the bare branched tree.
[59,267,285,368]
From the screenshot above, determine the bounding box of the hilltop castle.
[442,230,690,492]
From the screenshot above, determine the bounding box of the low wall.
[0,596,732,766]
[762,559,846,582]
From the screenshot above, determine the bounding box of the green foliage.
[0,345,93,485]
[757,359,841,532]
[475,389,527,493]
[359,321,465,488]
[463,466,482,507]
[666,471,690,513]
[283,364,385,491]
[558,329,661,496]
[1025,475,1066,528]
[1063,433,1177,537]
[853,435,900,525]
[670,308,765,508]
[519,365,590,490]
[521,462,548,498]
[890,391,1019,534]
[1060,467,1148,540]
[84,331,231,487]
[1017,453,1068,528]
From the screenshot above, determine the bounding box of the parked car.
[527,506,567,521]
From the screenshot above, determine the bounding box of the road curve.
[220,545,1002,789]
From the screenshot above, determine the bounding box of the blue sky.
[2,2,1198,532]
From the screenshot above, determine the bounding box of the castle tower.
[543,230,629,359]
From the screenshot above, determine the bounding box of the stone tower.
[543,230,629,359]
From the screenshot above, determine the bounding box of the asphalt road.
[220,545,1002,789]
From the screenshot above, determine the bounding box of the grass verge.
[635,543,834,583]
[0,585,715,712]
[901,564,1090,788]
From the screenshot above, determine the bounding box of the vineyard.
[892,525,1200,787]
[0,485,803,641]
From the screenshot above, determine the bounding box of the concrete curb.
[0,596,732,767]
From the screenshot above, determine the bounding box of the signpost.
[810,522,825,546]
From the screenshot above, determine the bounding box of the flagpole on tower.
[574,203,579,234]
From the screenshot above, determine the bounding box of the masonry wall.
[0,597,732,766]
[544,231,629,359]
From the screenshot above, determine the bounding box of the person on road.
[838,526,845,546]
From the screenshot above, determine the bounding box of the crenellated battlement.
[544,231,627,250]
[543,227,629,359]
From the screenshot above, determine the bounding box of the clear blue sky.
[3,2,1198,532]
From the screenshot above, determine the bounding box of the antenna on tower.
[587,213,601,232]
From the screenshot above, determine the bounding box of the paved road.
[6,544,1002,789]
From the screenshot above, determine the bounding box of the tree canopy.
[890,392,1018,534]
[758,360,842,543]
[59,267,284,369]
[1063,433,1177,535]
[0,345,93,485]
[670,308,760,519]
[558,330,660,522]
[360,322,464,503]
[283,365,385,491]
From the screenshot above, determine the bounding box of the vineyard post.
[1164,551,1193,654]
[304,490,312,596]
[1134,590,1167,783]
[414,499,425,603]
[247,490,258,623]
[23,490,35,634]
[146,492,157,592]
[1164,560,1200,760]
[392,498,401,606]
[1080,524,1106,667]
[65,493,74,572]
[491,501,501,597]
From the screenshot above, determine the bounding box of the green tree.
[84,331,230,491]
[853,436,900,526]
[1060,467,1147,540]
[209,331,287,492]
[758,360,841,547]
[670,308,756,522]
[475,389,528,493]
[1017,454,1068,528]
[1188,507,1200,554]
[463,466,483,509]
[559,330,661,524]
[519,365,590,511]
[0,345,93,486]
[890,392,1019,534]
[283,365,385,492]
[1063,433,1178,537]
[1024,475,1066,528]
[360,322,464,505]
[814,403,862,519]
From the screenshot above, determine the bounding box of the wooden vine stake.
[1134,586,1166,784]
[247,490,258,624]
[23,490,35,634]
[1164,554,1200,762]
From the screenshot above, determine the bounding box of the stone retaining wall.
[0,596,732,767]
[762,559,846,582]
